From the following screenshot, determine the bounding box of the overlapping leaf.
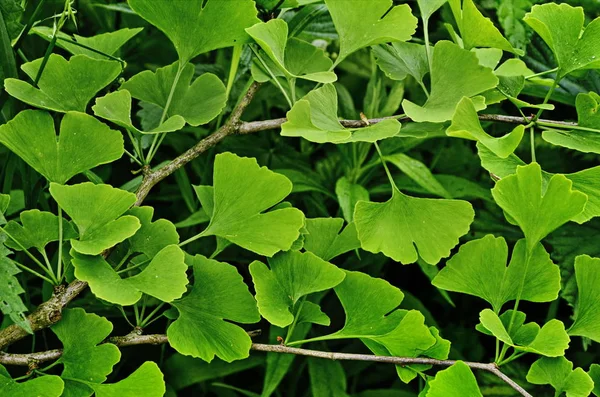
[478,309,569,357]
[568,255,600,342]
[4,54,121,112]
[93,90,185,134]
[3,210,77,251]
[200,152,305,256]
[447,97,524,158]
[0,365,63,397]
[125,206,179,258]
[524,3,600,78]
[0,110,124,184]
[167,255,260,362]
[121,61,226,127]
[303,218,360,261]
[51,309,120,397]
[50,183,140,255]
[402,41,498,122]
[354,187,474,265]
[335,177,369,223]
[246,19,336,83]
[449,0,522,54]
[426,362,482,397]
[324,0,417,65]
[250,250,345,327]
[433,236,560,312]
[33,26,142,59]
[87,362,166,397]
[0,234,31,333]
[128,0,260,63]
[72,245,188,306]
[491,162,587,249]
[527,357,594,397]
[281,84,401,143]
[372,42,428,87]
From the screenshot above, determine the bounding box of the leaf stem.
[0,229,57,283]
[533,78,559,121]
[250,45,293,108]
[12,260,55,284]
[525,67,558,80]
[57,207,63,282]
[284,297,306,345]
[423,17,433,74]
[373,142,398,193]
[529,126,536,163]
[139,302,166,328]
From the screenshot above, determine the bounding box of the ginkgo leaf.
[433,236,560,312]
[302,218,360,261]
[51,308,120,397]
[125,206,179,258]
[354,187,474,265]
[372,42,429,87]
[417,0,448,22]
[3,210,77,252]
[384,154,451,199]
[478,145,600,223]
[426,361,482,397]
[402,41,498,122]
[72,245,188,306]
[0,234,31,333]
[167,255,260,362]
[281,84,401,143]
[524,3,600,78]
[0,110,124,184]
[527,357,594,397]
[32,26,143,59]
[49,183,140,255]
[448,0,522,54]
[478,309,569,357]
[447,97,524,158]
[0,365,63,397]
[128,0,260,63]
[249,250,345,327]
[324,0,417,65]
[308,359,348,397]
[491,162,587,249]
[246,19,336,83]
[335,177,369,223]
[121,61,226,127]
[568,255,600,342]
[542,92,600,154]
[93,90,186,134]
[200,152,305,257]
[4,54,121,112]
[87,362,166,397]
[590,364,600,396]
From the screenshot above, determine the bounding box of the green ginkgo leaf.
[121,61,226,127]
[249,250,345,327]
[0,110,124,184]
[448,0,522,54]
[51,308,120,397]
[125,206,179,258]
[72,245,188,306]
[281,84,401,143]
[246,19,336,83]
[49,183,140,255]
[88,362,166,397]
[447,97,524,158]
[32,26,143,59]
[4,54,121,112]
[354,187,474,265]
[527,357,594,397]
[478,309,570,357]
[384,153,452,199]
[335,177,369,223]
[93,90,186,134]
[402,41,498,122]
[0,365,63,397]
[324,0,417,66]
[3,210,77,252]
[433,236,561,312]
[128,0,260,63]
[491,162,588,249]
[200,152,305,257]
[167,255,260,362]
[426,361,482,397]
[417,0,448,22]
[590,364,600,396]
[372,42,429,87]
[0,234,31,334]
[302,218,360,261]
[568,255,600,342]
[524,3,600,79]
[542,92,600,154]
[478,145,600,223]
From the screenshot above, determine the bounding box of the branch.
[0,334,532,397]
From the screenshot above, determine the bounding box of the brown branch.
[0,334,531,397]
